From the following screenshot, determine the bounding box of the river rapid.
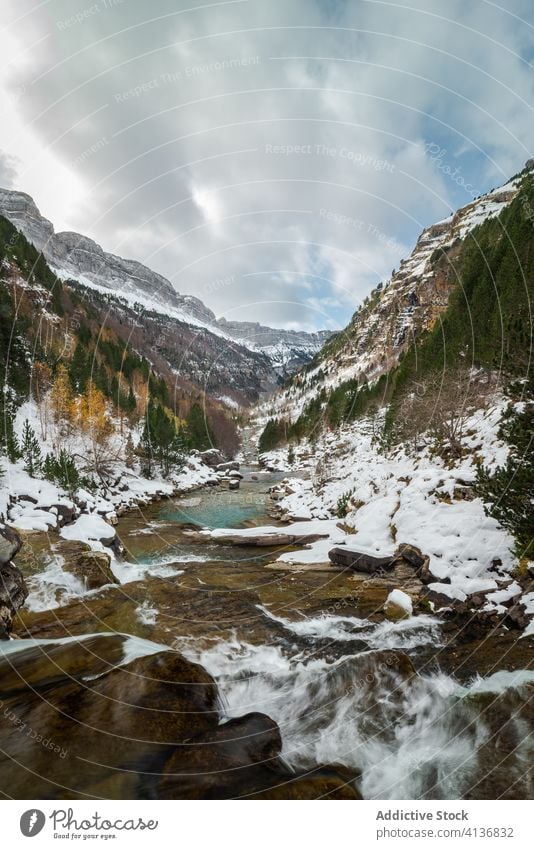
[3,468,534,800]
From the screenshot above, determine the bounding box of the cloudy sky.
[0,0,533,330]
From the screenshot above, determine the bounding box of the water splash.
[180,616,534,799]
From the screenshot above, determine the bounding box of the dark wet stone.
[0,561,28,638]
[0,636,219,799]
[160,712,362,800]
[250,768,362,799]
[0,523,22,565]
[160,712,282,798]
[62,550,116,590]
[50,504,76,527]
[328,547,394,573]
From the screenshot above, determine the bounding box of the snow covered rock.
[216,461,240,472]
[60,514,118,550]
[199,449,224,468]
[384,589,413,621]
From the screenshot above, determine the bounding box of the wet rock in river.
[0,523,22,564]
[0,561,28,639]
[160,712,283,798]
[216,461,240,472]
[384,588,413,621]
[252,767,362,799]
[62,550,117,590]
[199,449,224,467]
[0,636,220,798]
[462,685,534,800]
[160,711,361,799]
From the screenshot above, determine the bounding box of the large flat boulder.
[328,546,395,572]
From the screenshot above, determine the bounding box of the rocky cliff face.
[264,163,532,420]
[0,188,327,377]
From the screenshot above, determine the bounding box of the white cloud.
[0,0,532,329]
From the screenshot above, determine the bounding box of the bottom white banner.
[2,800,533,848]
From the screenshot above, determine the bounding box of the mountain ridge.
[0,187,330,376]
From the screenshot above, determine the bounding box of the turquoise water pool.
[157,471,283,530]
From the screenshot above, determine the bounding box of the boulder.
[0,523,22,565]
[328,546,394,573]
[0,638,220,798]
[62,550,117,590]
[396,543,427,571]
[17,494,37,505]
[0,562,28,638]
[228,479,240,490]
[159,712,361,800]
[199,449,224,468]
[204,529,329,546]
[50,503,76,527]
[384,589,413,621]
[159,712,283,799]
[216,461,240,472]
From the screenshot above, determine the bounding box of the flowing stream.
[7,467,534,800]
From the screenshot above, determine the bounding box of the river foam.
[179,609,534,800]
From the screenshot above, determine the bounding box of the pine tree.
[42,452,56,483]
[475,398,533,558]
[69,342,91,393]
[0,393,21,462]
[20,419,42,477]
[139,401,187,478]
[42,449,85,496]
[186,402,214,451]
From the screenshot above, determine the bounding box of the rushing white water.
[135,600,159,625]
[111,555,187,584]
[180,607,534,800]
[25,559,92,611]
[24,554,188,610]
[257,605,442,649]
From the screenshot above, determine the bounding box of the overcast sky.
[0,0,533,330]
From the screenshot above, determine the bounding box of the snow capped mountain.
[262,161,533,420]
[216,319,331,376]
[0,188,328,374]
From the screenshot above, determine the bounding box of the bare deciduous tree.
[390,368,496,459]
